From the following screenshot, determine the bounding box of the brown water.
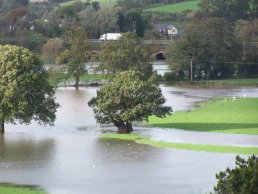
[0,86,257,194]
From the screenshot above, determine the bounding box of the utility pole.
[243,40,246,60]
[190,59,193,82]
[133,21,136,34]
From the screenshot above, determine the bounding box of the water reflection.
[0,135,55,169]
[94,138,163,164]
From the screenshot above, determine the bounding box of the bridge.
[90,39,171,61]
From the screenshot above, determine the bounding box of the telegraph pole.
[133,21,136,34]
[190,59,193,82]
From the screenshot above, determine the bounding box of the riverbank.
[149,97,258,135]
[0,184,46,194]
[164,77,258,87]
[99,134,258,155]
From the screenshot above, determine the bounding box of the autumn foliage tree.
[56,26,91,88]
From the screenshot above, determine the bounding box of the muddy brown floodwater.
[0,86,257,194]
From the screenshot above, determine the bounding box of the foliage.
[88,70,172,133]
[42,38,63,64]
[199,0,258,22]
[97,32,153,78]
[163,72,182,81]
[235,19,258,76]
[0,45,59,133]
[149,97,258,135]
[116,9,147,37]
[212,155,258,194]
[0,0,29,16]
[166,17,240,80]
[0,30,46,52]
[56,26,91,88]
[78,7,119,38]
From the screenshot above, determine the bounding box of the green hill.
[144,0,201,13]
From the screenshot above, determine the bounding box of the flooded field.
[0,86,257,194]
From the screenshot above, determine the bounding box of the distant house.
[154,24,179,38]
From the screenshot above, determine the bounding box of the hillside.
[144,0,201,13]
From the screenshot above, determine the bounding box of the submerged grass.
[149,97,258,135]
[99,134,258,155]
[99,133,142,141]
[0,184,46,194]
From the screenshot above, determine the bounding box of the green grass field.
[0,184,46,194]
[99,134,258,154]
[144,0,201,13]
[149,97,258,135]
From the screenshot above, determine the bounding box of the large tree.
[56,26,91,88]
[0,45,59,134]
[88,70,172,133]
[212,155,258,194]
[96,32,153,78]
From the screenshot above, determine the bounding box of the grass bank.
[149,97,258,135]
[99,134,258,155]
[0,184,46,194]
[204,78,258,86]
[144,0,200,13]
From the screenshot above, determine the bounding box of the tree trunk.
[126,122,133,133]
[0,120,4,134]
[113,121,132,134]
[75,74,80,89]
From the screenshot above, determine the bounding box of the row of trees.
[166,0,258,80]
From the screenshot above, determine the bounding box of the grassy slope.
[144,0,201,13]
[99,134,258,155]
[149,97,258,135]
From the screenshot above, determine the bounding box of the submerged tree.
[56,26,91,88]
[0,45,59,134]
[88,70,172,133]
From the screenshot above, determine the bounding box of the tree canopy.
[88,70,172,133]
[96,32,153,78]
[166,17,240,80]
[212,155,258,194]
[0,45,59,133]
[56,26,91,88]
